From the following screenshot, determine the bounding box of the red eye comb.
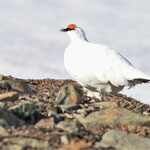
[67,24,76,29]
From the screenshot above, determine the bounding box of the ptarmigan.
[61,24,150,99]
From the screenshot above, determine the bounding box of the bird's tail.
[134,78,150,83]
[128,78,150,87]
[126,66,150,87]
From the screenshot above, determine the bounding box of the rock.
[0,125,9,136]
[61,135,69,146]
[58,104,81,111]
[35,117,55,129]
[56,120,81,133]
[143,111,149,116]
[0,78,33,94]
[66,139,91,150]
[0,111,25,126]
[0,102,5,111]
[95,129,150,150]
[8,101,36,119]
[80,102,150,131]
[55,85,83,105]
[0,92,18,102]
[0,74,3,81]
[0,119,8,127]
[48,111,62,123]
[19,94,40,102]
[94,102,118,109]
[7,145,24,150]
[2,137,50,149]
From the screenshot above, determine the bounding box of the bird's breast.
[64,45,95,79]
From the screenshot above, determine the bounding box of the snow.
[0,0,150,104]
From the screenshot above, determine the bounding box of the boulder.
[0,92,18,102]
[0,78,33,94]
[55,85,82,105]
[0,111,25,126]
[95,129,150,150]
[2,137,49,149]
[8,101,36,119]
[80,102,150,131]
[56,120,82,133]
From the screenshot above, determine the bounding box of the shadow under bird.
[61,24,150,99]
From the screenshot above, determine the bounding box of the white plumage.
[61,24,150,99]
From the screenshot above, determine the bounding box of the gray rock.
[80,102,150,131]
[0,119,8,127]
[56,120,81,133]
[95,129,150,150]
[7,145,24,150]
[0,92,18,102]
[94,102,118,109]
[8,101,36,119]
[0,102,5,111]
[55,85,82,105]
[2,144,24,150]
[61,135,69,146]
[2,137,50,149]
[0,111,25,126]
[0,78,33,94]
[48,111,62,123]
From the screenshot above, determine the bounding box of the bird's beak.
[60,28,68,32]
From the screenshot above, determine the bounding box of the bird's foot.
[83,88,103,100]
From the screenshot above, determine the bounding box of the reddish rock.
[35,118,55,129]
[55,85,83,105]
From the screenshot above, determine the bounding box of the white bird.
[61,24,150,99]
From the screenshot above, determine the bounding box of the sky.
[0,0,150,104]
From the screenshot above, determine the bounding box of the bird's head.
[60,24,88,41]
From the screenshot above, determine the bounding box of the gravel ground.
[0,77,150,149]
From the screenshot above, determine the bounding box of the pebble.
[61,135,69,145]
[65,113,74,119]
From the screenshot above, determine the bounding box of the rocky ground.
[0,75,150,149]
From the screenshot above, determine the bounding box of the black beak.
[60,28,74,32]
[60,28,68,32]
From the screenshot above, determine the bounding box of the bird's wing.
[87,43,150,87]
